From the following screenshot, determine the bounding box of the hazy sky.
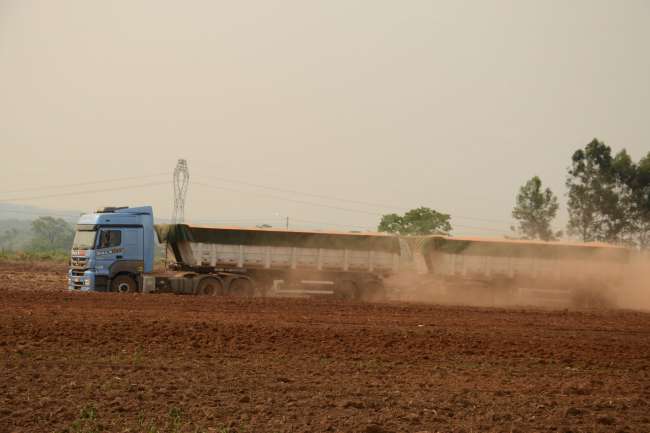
[1,1,649,236]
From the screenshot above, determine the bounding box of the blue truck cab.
[68,206,155,292]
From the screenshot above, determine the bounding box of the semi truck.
[67,205,633,306]
[409,235,631,307]
[67,206,401,299]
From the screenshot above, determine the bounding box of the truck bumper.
[67,270,95,291]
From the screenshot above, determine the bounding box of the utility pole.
[274,212,289,230]
[172,159,189,224]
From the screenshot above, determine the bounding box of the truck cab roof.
[77,206,153,226]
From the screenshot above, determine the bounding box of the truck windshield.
[72,231,97,250]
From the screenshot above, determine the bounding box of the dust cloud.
[616,256,650,311]
[384,250,650,311]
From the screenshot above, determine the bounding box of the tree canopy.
[512,176,560,241]
[566,139,650,246]
[30,217,74,251]
[378,207,452,236]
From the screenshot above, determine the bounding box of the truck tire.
[196,277,223,296]
[228,278,254,297]
[571,287,614,309]
[335,280,360,301]
[362,281,387,301]
[111,275,138,293]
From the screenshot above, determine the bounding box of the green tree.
[511,176,560,241]
[378,207,452,235]
[566,139,630,243]
[30,216,74,251]
[622,151,650,248]
[0,228,19,252]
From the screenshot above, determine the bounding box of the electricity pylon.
[172,159,189,223]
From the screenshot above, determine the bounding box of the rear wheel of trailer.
[196,277,224,296]
[334,280,361,301]
[228,278,254,297]
[361,280,387,301]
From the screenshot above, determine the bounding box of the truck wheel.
[335,280,360,301]
[111,275,138,293]
[228,278,254,297]
[196,277,223,296]
[571,287,613,309]
[363,281,387,301]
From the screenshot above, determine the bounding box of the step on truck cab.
[68,206,401,300]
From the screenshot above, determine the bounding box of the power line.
[192,181,380,216]
[192,174,398,210]
[0,209,510,235]
[186,216,373,230]
[0,181,170,203]
[0,209,81,218]
[192,181,511,234]
[0,173,170,195]
[290,218,372,230]
[185,215,510,235]
[449,224,511,234]
[0,172,513,235]
[192,173,511,225]
[0,170,513,227]
[189,217,283,222]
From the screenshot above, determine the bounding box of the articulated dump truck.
[406,235,631,307]
[68,206,400,300]
[68,206,633,306]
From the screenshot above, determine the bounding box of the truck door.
[120,228,144,263]
[96,227,145,276]
[95,228,124,273]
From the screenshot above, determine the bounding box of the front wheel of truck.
[111,275,138,293]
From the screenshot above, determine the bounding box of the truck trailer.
[412,235,631,307]
[68,206,400,300]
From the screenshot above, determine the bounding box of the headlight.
[84,278,92,286]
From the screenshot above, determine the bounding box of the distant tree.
[610,149,639,246]
[634,153,650,247]
[378,207,452,235]
[620,151,650,248]
[0,228,19,252]
[377,213,404,234]
[566,139,630,243]
[30,217,74,251]
[511,176,560,241]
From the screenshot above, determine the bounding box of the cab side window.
[97,230,122,249]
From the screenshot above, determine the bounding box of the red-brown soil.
[1,261,649,432]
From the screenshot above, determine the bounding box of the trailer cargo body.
[415,236,630,306]
[156,224,400,298]
[157,224,399,272]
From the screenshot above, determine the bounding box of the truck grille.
[70,257,88,268]
[70,269,86,277]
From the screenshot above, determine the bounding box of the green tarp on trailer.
[155,224,401,254]
[419,235,630,262]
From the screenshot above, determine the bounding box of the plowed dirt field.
[1,261,649,433]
